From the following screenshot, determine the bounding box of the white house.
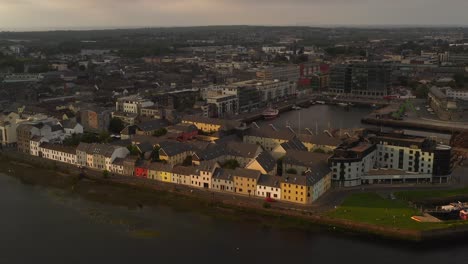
[256,174,281,200]
[39,142,78,165]
[60,120,84,136]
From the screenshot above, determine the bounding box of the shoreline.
[1,151,467,243]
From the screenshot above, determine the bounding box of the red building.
[134,161,149,178]
[167,123,199,142]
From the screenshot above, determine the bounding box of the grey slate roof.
[253,151,276,172]
[283,150,331,176]
[257,174,281,188]
[280,137,308,151]
[212,168,235,181]
[136,119,169,132]
[159,141,194,156]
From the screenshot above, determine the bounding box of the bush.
[313,148,326,154]
[102,170,109,179]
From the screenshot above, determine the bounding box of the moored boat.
[262,107,279,120]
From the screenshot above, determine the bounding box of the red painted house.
[167,123,199,142]
[134,161,150,178]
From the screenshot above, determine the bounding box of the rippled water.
[1,173,468,264]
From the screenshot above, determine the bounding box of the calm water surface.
[1,173,468,264]
[257,105,372,131]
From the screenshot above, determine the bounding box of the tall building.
[256,65,300,82]
[330,63,392,97]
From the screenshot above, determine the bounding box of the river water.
[1,173,468,264]
[257,104,373,131]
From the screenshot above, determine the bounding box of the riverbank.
[1,151,467,242]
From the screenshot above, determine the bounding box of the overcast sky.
[0,0,467,30]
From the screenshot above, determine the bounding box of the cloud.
[0,0,467,29]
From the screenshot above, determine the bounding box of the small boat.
[316,101,326,105]
[371,104,377,108]
[309,100,316,105]
[262,107,279,120]
[460,210,468,221]
[292,105,301,110]
[337,102,349,107]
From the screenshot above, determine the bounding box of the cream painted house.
[39,142,78,165]
[256,174,281,200]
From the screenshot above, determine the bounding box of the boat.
[316,101,326,105]
[292,105,301,110]
[309,100,316,105]
[460,210,468,221]
[337,102,349,107]
[262,107,279,120]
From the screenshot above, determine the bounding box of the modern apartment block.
[329,62,392,97]
[329,131,452,187]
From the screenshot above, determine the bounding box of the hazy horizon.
[0,0,468,31]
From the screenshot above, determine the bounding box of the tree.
[102,170,109,179]
[277,157,284,176]
[153,128,167,137]
[127,145,140,156]
[98,132,111,143]
[313,148,326,154]
[151,146,161,161]
[182,156,193,166]
[414,85,429,99]
[286,168,298,175]
[109,118,125,134]
[454,73,465,88]
[222,159,240,170]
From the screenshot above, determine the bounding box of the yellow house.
[158,141,195,166]
[182,116,240,133]
[280,171,332,205]
[245,151,277,176]
[245,127,341,153]
[233,168,261,196]
[243,128,295,151]
[298,134,341,152]
[148,163,173,182]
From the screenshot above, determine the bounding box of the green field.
[327,193,445,230]
[395,188,468,201]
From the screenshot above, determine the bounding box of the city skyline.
[1,0,468,31]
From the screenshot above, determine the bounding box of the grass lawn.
[395,188,468,201]
[327,193,446,230]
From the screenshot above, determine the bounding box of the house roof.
[168,123,198,134]
[172,165,197,176]
[226,142,261,159]
[136,119,169,132]
[280,137,308,151]
[182,115,241,130]
[234,168,262,180]
[39,142,76,155]
[281,171,328,186]
[246,127,295,141]
[212,167,235,181]
[199,160,219,172]
[283,150,331,175]
[112,157,125,166]
[77,142,126,157]
[136,142,154,153]
[148,162,173,172]
[159,141,194,156]
[257,174,281,188]
[252,151,276,172]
